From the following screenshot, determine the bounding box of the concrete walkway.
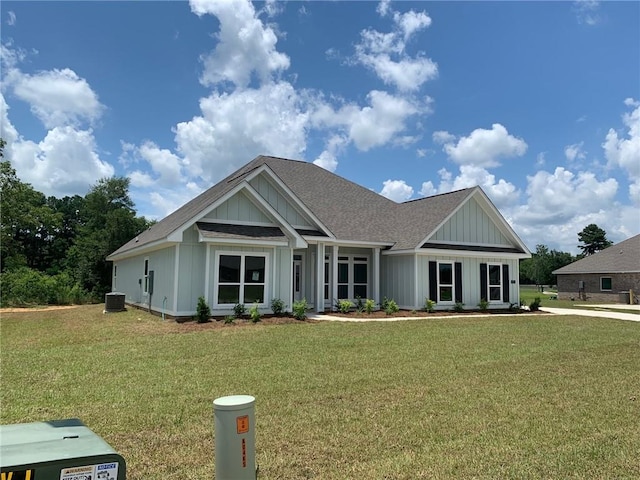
[539,306,639,322]
[307,312,547,323]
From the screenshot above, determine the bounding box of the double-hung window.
[217,253,267,305]
[600,277,612,291]
[438,262,454,302]
[143,258,149,294]
[488,264,502,302]
[337,255,369,300]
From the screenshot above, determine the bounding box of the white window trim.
[113,264,117,290]
[143,257,149,295]
[437,261,455,304]
[213,251,270,307]
[487,263,503,303]
[600,276,612,291]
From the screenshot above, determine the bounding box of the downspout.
[162,296,167,321]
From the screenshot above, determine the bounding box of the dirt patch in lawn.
[0,305,80,314]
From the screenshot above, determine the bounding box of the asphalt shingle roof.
[553,234,640,274]
[108,155,508,258]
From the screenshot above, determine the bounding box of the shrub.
[270,298,285,315]
[223,315,235,324]
[292,298,308,320]
[384,298,399,315]
[529,297,541,312]
[196,296,211,323]
[338,299,354,314]
[478,298,489,312]
[355,296,364,313]
[423,298,436,313]
[453,302,465,313]
[233,303,246,318]
[249,303,261,323]
[0,268,89,307]
[364,298,376,314]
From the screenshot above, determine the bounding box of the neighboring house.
[553,234,640,303]
[107,155,531,318]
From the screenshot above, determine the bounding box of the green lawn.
[2,305,639,479]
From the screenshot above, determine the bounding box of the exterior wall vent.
[105,292,126,312]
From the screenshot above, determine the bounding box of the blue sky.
[1,0,638,254]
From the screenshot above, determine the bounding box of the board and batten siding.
[250,175,313,227]
[380,254,415,308]
[202,190,272,224]
[431,197,511,246]
[417,255,519,309]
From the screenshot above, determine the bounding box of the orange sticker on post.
[236,415,249,434]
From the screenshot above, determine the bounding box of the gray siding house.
[107,156,531,318]
[553,234,640,303]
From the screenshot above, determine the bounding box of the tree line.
[519,224,613,288]
[1,138,153,306]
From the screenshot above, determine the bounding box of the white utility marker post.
[213,395,256,480]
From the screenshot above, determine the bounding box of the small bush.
[292,298,308,320]
[249,303,261,323]
[423,298,436,313]
[453,302,465,313]
[338,299,354,314]
[223,315,235,324]
[529,297,541,312]
[384,298,399,315]
[196,296,211,323]
[478,298,489,312]
[355,296,364,313]
[0,268,89,307]
[270,298,285,315]
[364,298,376,314]
[233,303,246,318]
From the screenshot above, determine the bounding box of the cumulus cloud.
[564,142,586,162]
[353,2,437,91]
[438,123,527,168]
[313,134,347,172]
[7,11,16,26]
[602,98,640,202]
[9,126,114,198]
[10,68,104,129]
[573,0,601,26]
[190,0,290,88]
[380,179,414,202]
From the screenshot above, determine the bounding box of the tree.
[578,224,612,257]
[69,176,151,298]
[520,245,575,288]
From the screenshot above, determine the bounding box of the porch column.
[332,245,339,309]
[316,242,325,312]
[373,247,380,304]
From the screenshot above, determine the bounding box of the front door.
[292,256,304,302]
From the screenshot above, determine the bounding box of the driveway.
[540,305,640,322]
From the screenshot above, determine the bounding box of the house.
[107,155,531,318]
[552,234,640,303]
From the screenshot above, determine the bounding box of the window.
[324,256,330,300]
[600,277,612,291]
[488,264,502,301]
[113,265,117,289]
[438,262,453,302]
[336,255,369,300]
[143,258,149,294]
[216,253,267,305]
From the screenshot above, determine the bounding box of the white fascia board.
[107,240,179,261]
[247,164,336,240]
[198,235,289,247]
[304,237,394,247]
[241,183,308,249]
[418,248,530,260]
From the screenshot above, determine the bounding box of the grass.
[1,305,639,479]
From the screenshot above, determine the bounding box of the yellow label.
[1,470,34,480]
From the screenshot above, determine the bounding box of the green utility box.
[0,418,126,480]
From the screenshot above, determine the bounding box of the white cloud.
[432,130,455,144]
[419,181,437,197]
[0,93,19,147]
[573,0,601,26]
[564,142,586,162]
[7,11,16,26]
[439,123,527,168]
[174,81,309,182]
[137,141,184,186]
[313,134,347,172]
[602,98,640,202]
[380,179,414,202]
[190,0,289,88]
[9,126,114,198]
[10,68,104,129]
[353,3,437,92]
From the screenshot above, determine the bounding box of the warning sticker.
[236,415,249,434]
[59,462,118,480]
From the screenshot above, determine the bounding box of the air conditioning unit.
[104,292,126,312]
